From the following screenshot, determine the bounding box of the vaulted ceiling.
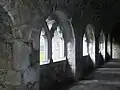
[89,0,120,40]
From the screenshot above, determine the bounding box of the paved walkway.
[57,59,120,90]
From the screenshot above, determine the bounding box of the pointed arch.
[99,30,106,60]
[83,34,89,56]
[39,28,49,65]
[52,25,65,62]
[45,9,76,75]
[83,24,96,65]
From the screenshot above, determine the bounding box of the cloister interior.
[0,0,120,90]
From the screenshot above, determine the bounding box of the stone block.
[8,61,12,70]
[19,8,32,25]
[0,0,11,6]
[19,25,31,41]
[33,82,39,90]
[3,1,14,12]
[18,83,28,90]
[31,29,40,50]
[13,40,30,70]
[9,10,20,26]
[5,70,21,85]
[9,0,32,25]
[0,86,8,90]
[0,70,7,83]
[14,30,22,39]
[0,58,9,69]
[23,66,39,84]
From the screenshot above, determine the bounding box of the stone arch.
[54,10,76,75]
[45,9,76,75]
[99,30,106,60]
[83,24,96,65]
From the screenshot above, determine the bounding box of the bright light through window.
[89,41,95,64]
[52,26,65,62]
[107,35,111,55]
[83,24,96,65]
[83,34,88,56]
[40,29,48,65]
[46,19,55,30]
[99,31,105,60]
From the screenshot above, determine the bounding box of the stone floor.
[53,59,120,90]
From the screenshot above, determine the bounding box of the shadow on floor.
[49,59,120,90]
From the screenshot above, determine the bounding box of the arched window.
[45,10,75,74]
[107,34,111,56]
[99,30,105,60]
[46,16,66,62]
[83,24,96,65]
[83,34,88,56]
[52,26,65,62]
[40,28,48,65]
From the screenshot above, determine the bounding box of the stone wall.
[112,43,120,59]
[0,0,41,89]
[0,0,77,89]
[39,60,75,89]
[0,0,110,90]
[0,29,39,90]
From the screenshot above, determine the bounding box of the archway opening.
[46,16,66,62]
[52,26,65,62]
[83,24,96,65]
[107,34,111,56]
[99,30,106,60]
[45,10,76,76]
[83,34,89,56]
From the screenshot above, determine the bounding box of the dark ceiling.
[91,0,120,38]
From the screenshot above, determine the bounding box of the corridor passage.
[54,59,120,90]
